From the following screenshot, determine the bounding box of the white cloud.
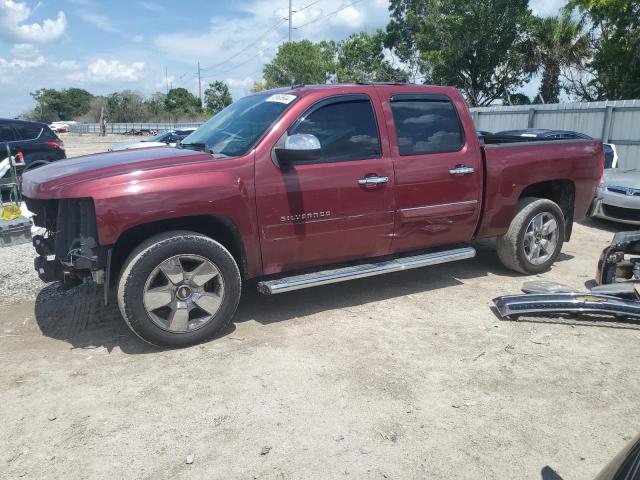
[0,54,45,83]
[10,42,39,59]
[0,0,66,43]
[530,0,566,17]
[77,11,119,33]
[330,6,364,29]
[137,1,166,14]
[133,34,144,43]
[87,58,145,82]
[53,59,81,71]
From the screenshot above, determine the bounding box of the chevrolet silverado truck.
[22,84,604,347]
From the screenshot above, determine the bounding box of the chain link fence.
[69,122,204,134]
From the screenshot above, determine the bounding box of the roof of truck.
[256,83,456,97]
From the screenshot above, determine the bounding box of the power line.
[296,0,322,12]
[200,35,288,80]
[294,0,365,30]
[200,18,286,73]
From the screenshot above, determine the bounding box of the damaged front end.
[596,230,640,285]
[26,197,109,287]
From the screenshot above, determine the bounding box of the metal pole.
[198,61,203,109]
[602,105,613,142]
[288,0,292,42]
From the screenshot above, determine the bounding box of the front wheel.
[496,197,565,274]
[117,231,241,348]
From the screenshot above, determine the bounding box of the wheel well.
[519,179,575,240]
[109,216,247,283]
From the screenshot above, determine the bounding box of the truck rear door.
[377,88,484,253]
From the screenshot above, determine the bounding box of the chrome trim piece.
[257,247,476,295]
[358,176,389,186]
[399,200,478,213]
[493,292,640,319]
[449,166,475,176]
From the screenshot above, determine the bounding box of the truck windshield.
[180,93,297,157]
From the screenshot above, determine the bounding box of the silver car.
[590,169,640,225]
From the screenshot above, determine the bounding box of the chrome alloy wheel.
[524,212,559,265]
[143,255,225,333]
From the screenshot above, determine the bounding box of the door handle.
[449,165,475,176]
[358,176,389,186]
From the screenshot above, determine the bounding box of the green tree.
[203,81,232,114]
[59,88,93,119]
[30,88,93,122]
[106,90,146,122]
[144,92,168,119]
[386,0,533,106]
[567,0,640,99]
[251,81,267,93]
[164,87,201,116]
[336,30,408,83]
[528,12,591,103]
[263,40,336,88]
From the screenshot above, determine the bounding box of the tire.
[117,230,241,348]
[496,197,565,274]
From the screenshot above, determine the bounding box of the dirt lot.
[1,135,639,480]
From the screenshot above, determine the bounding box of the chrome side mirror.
[275,133,322,167]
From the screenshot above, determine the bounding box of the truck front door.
[380,92,483,253]
[255,94,395,275]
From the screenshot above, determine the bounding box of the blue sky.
[0,0,565,117]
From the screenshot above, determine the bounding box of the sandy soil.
[1,135,639,480]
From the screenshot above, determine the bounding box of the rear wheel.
[117,231,241,348]
[496,197,565,274]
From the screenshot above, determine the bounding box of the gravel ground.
[1,135,639,480]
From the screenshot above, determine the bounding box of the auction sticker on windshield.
[266,94,297,104]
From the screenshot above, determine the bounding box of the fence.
[70,122,204,134]
[470,99,640,169]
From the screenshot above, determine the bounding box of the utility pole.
[165,66,169,94]
[288,0,292,42]
[198,61,203,108]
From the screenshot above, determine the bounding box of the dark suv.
[1,118,66,187]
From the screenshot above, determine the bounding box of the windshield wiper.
[178,142,207,152]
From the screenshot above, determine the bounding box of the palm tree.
[529,12,591,103]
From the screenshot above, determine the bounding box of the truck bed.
[476,138,603,239]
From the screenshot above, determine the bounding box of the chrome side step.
[257,247,476,295]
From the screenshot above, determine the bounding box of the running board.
[257,247,476,295]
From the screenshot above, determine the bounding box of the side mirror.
[275,134,321,167]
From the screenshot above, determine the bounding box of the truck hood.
[22,147,212,198]
[603,169,640,188]
[108,141,169,151]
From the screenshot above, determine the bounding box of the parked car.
[495,129,618,168]
[49,122,70,133]
[590,169,640,225]
[108,128,197,151]
[22,84,604,347]
[0,118,66,188]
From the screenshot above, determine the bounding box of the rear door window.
[14,124,42,140]
[390,96,463,155]
[0,124,16,142]
[289,97,381,163]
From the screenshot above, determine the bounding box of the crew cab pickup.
[22,84,604,347]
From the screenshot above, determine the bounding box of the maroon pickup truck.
[22,83,604,347]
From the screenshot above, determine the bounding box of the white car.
[108,129,196,152]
